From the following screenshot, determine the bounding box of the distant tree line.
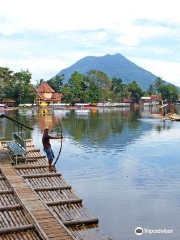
[0,67,36,104]
[0,67,179,104]
[47,71,179,104]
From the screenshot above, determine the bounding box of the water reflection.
[1,107,180,240]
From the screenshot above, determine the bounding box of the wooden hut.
[2,98,16,107]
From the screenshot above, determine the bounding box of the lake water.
[1,106,180,240]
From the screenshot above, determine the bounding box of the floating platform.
[0,140,111,240]
[151,114,180,121]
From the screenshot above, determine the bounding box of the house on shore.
[140,95,162,106]
[1,98,16,107]
[34,82,62,107]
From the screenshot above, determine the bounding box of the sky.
[1,0,180,86]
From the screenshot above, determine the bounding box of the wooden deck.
[0,140,111,240]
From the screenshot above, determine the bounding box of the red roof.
[123,98,133,103]
[37,82,55,93]
[151,95,162,101]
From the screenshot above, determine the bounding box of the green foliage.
[154,77,166,93]
[87,70,111,101]
[110,77,129,102]
[68,71,87,103]
[147,84,155,95]
[127,81,144,103]
[47,75,64,93]
[86,81,102,103]
[158,84,179,101]
[0,68,36,104]
[61,84,74,103]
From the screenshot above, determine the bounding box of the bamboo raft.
[151,113,180,121]
[0,140,111,240]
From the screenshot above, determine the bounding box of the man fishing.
[42,126,63,172]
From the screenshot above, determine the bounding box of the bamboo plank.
[0,190,13,194]
[64,218,99,227]
[46,199,82,206]
[0,224,34,235]
[14,165,48,170]
[34,186,71,192]
[0,204,22,211]
[22,173,61,178]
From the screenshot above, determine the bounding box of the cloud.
[0,0,180,85]
[0,57,67,83]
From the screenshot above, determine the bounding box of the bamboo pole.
[34,185,71,191]
[63,218,99,227]
[14,165,48,170]
[0,224,34,235]
[46,198,82,206]
[21,173,61,178]
[0,204,22,211]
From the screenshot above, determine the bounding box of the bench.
[7,133,27,164]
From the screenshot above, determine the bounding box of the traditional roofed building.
[35,82,62,106]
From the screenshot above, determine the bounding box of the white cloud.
[0,0,180,83]
[0,0,180,34]
[0,57,67,83]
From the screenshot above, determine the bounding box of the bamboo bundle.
[0,193,18,206]
[69,224,108,240]
[0,180,9,190]
[25,176,67,188]
[16,167,50,176]
[36,188,77,202]
[0,230,42,240]
[26,158,47,165]
[0,209,31,228]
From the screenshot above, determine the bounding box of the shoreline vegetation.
[0,67,179,109]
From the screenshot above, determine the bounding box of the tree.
[13,70,36,104]
[127,81,144,103]
[110,77,128,102]
[87,70,111,101]
[86,81,102,103]
[47,75,64,93]
[158,84,179,102]
[0,67,14,100]
[61,84,73,103]
[147,84,155,96]
[68,71,87,103]
[154,77,165,93]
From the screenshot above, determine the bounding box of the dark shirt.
[42,133,51,149]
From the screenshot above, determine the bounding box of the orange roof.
[123,98,133,103]
[52,93,62,99]
[151,95,162,101]
[37,82,55,93]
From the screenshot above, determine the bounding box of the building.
[34,82,62,107]
[1,98,16,107]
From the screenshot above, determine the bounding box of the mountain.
[57,53,157,89]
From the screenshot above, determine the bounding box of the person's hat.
[43,126,49,131]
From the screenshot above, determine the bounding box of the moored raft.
[0,140,112,240]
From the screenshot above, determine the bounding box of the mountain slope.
[57,53,157,89]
